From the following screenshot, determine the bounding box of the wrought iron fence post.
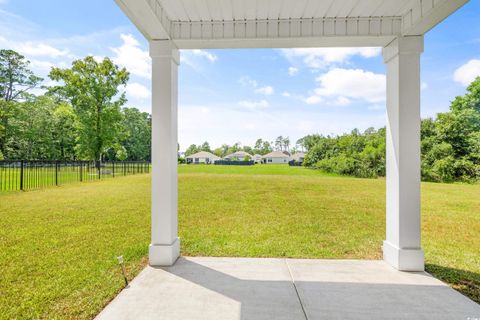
[20,160,24,191]
[55,161,59,186]
[112,161,115,178]
[80,161,83,182]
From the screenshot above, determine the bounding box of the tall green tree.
[0,49,42,102]
[200,141,212,153]
[49,56,129,162]
[185,144,200,156]
[0,50,42,156]
[52,102,78,160]
[275,136,284,151]
[120,107,151,161]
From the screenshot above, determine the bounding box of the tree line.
[300,77,480,183]
[0,49,151,162]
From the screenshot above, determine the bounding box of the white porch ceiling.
[115,0,468,48]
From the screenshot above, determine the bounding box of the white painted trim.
[402,0,468,35]
[114,0,171,40]
[149,40,180,64]
[170,16,402,41]
[383,241,424,271]
[149,238,180,266]
[173,36,396,49]
[383,36,424,63]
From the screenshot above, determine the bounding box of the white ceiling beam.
[170,16,402,46]
[402,0,469,36]
[173,35,396,49]
[115,0,171,40]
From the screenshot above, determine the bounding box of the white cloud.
[180,49,218,70]
[282,47,381,69]
[288,67,299,76]
[191,49,217,62]
[28,58,55,72]
[238,76,258,88]
[14,42,69,58]
[453,59,480,86]
[282,91,291,97]
[238,100,269,109]
[239,77,274,96]
[111,33,150,79]
[304,95,323,105]
[126,82,150,100]
[310,68,386,104]
[255,85,274,95]
[333,96,351,106]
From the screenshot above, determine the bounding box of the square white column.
[383,36,424,271]
[149,40,180,266]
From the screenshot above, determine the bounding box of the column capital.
[383,36,424,64]
[149,40,180,65]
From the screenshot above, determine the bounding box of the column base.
[383,241,424,271]
[149,238,180,266]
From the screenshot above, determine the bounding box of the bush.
[316,154,357,176]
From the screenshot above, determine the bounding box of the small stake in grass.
[117,256,129,287]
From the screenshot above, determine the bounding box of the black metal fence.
[214,160,255,166]
[0,160,150,192]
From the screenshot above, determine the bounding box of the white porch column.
[382,36,424,271]
[149,40,180,266]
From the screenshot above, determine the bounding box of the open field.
[1,165,479,319]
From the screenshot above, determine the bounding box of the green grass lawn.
[1,164,479,319]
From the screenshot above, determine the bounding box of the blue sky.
[1,0,479,150]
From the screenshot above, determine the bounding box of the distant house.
[291,152,306,164]
[185,151,222,164]
[253,154,263,164]
[224,151,253,161]
[262,151,291,164]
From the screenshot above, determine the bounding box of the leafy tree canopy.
[49,56,129,161]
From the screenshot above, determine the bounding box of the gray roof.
[225,151,253,158]
[291,152,305,160]
[185,151,221,159]
[262,151,291,158]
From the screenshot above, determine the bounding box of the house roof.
[291,152,306,160]
[115,0,467,49]
[262,151,291,158]
[225,151,253,158]
[185,151,221,159]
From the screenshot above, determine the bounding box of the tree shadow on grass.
[426,263,480,304]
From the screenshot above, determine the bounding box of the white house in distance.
[224,151,253,161]
[185,151,221,164]
[253,154,263,164]
[291,152,306,164]
[262,151,290,164]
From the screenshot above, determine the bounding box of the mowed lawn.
[0,165,479,319]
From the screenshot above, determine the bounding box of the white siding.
[265,157,289,164]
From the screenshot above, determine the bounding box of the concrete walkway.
[96,257,480,320]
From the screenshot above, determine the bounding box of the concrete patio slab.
[95,257,480,320]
